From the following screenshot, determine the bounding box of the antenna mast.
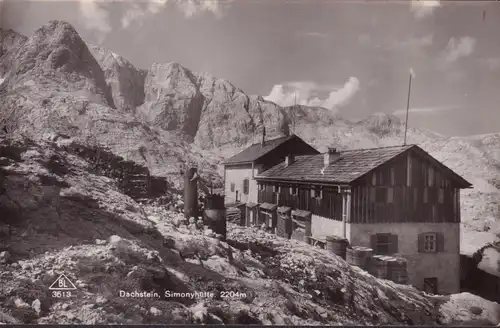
[403,70,413,146]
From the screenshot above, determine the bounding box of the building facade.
[223,133,319,204]
[253,142,471,295]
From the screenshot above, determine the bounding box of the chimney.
[285,153,295,167]
[324,147,340,166]
[261,126,266,146]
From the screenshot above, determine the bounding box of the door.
[423,277,438,294]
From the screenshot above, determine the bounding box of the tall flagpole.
[293,91,297,133]
[403,69,413,146]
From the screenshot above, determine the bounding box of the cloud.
[410,0,441,19]
[78,0,112,35]
[392,105,455,116]
[264,78,360,111]
[121,0,230,28]
[441,36,476,65]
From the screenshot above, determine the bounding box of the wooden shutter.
[436,232,445,252]
[389,234,399,254]
[417,233,425,253]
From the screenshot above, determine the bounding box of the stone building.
[223,134,472,294]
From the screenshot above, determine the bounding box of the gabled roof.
[256,144,472,188]
[223,134,298,165]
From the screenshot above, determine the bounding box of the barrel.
[203,194,226,241]
[387,257,408,284]
[346,246,373,270]
[325,235,349,259]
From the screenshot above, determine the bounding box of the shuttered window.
[243,179,249,195]
[428,166,434,187]
[371,233,398,255]
[438,189,444,203]
[387,188,394,203]
[418,232,444,253]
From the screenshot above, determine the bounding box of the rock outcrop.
[1,21,114,107]
[0,28,28,77]
[88,44,146,112]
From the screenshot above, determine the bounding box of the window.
[371,233,398,255]
[419,232,437,253]
[290,187,298,196]
[438,189,444,203]
[230,182,235,192]
[372,174,377,186]
[243,179,249,195]
[428,167,434,187]
[390,168,395,185]
[387,188,394,203]
[273,185,278,192]
[423,277,438,294]
[310,189,316,198]
[423,188,428,203]
[258,184,263,191]
[432,205,437,221]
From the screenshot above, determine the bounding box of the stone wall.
[62,142,169,201]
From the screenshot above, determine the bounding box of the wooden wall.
[350,152,460,224]
[257,150,462,224]
[257,183,343,221]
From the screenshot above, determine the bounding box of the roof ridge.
[247,133,294,146]
[339,144,416,153]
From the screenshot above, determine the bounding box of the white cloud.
[121,0,229,28]
[264,78,360,111]
[78,0,112,35]
[411,0,441,19]
[441,36,476,65]
[392,105,455,116]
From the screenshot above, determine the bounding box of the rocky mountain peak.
[3,20,114,107]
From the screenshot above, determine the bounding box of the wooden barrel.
[387,257,408,284]
[204,194,226,241]
[325,235,349,259]
[346,246,373,269]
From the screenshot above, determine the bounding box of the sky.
[1,0,500,136]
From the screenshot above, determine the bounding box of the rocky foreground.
[0,136,499,325]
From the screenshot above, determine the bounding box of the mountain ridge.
[1,21,499,246]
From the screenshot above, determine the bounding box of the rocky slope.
[0,22,217,185]
[1,136,498,325]
[1,20,499,250]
